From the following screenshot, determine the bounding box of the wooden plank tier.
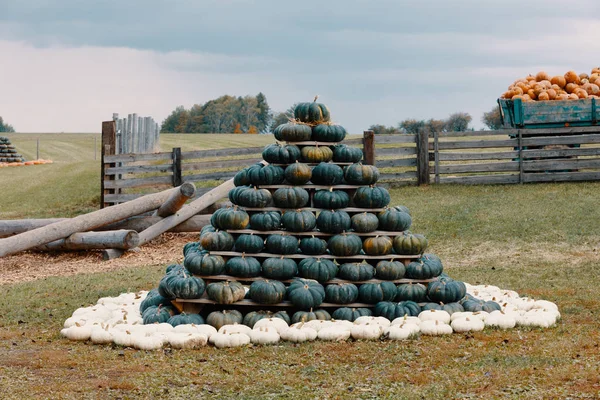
[176,298,397,308]
[238,207,384,212]
[271,162,354,167]
[284,141,343,146]
[210,251,420,260]
[257,184,365,189]
[193,274,434,285]
[226,229,407,237]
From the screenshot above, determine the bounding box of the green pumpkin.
[405,254,444,280]
[200,230,234,251]
[249,279,287,304]
[200,224,216,239]
[243,310,290,328]
[311,162,344,185]
[229,186,272,208]
[211,206,250,230]
[325,283,359,304]
[284,161,312,184]
[363,235,393,256]
[183,242,200,257]
[294,101,331,124]
[140,289,170,314]
[299,236,328,255]
[234,234,264,253]
[338,262,375,281]
[331,307,372,322]
[184,248,226,275]
[206,310,243,330]
[313,188,350,209]
[225,256,262,277]
[206,281,246,304]
[421,302,443,311]
[461,298,501,313]
[142,304,176,324]
[301,145,333,163]
[281,210,317,232]
[297,257,338,282]
[351,212,379,233]
[375,260,406,280]
[247,164,285,185]
[272,187,310,208]
[265,234,299,254]
[344,163,380,185]
[374,300,421,319]
[396,283,428,302]
[328,233,363,257]
[166,263,186,275]
[287,278,326,309]
[311,124,347,142]
[358,281,397,304]
[439,302,465,315]
[392,205,411,215]
[427,280,467,304]
[377,208,412,231]
[250,211,281,231]
[353,186,391,208]
[273,122,312,142]
[158,270,206,300]
[332,144,363,163]
[262,143,301,164]
[261,257,298,280]
[167,312,205,327]
[233,163,263,186]
[393,232,428,255]
[317,210,351,234]
[291,308,331,323]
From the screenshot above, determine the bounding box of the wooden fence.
[112,113,159,154]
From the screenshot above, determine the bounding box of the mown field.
[0,133,599,398]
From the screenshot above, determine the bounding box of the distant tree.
[368,124,402,135]
[238,95,259,132]
[255,92,271,133]
[233,123,243,134]
[187,104,205,133]
[482,106,503,130]
[160,106,187,133]
[398,119,425,134]
[270,104,298,132]
[425,119,445,133]
[445,112,472,132]
[248,125,258,134]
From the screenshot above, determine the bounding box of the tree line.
[0,116,15,133]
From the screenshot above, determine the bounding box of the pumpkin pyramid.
[142,99,501,328]
[0,136,25,163]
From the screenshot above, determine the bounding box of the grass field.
[1,133,600,398]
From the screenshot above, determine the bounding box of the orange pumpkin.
[565,83,578,94]
[551,75,567,88]
[535,71,550,81]
[568,93,579,100]
[579,73,589,81]
[533,83,546,96]
[565,71,580,84]
[512,86,524,96]
[527,89,537,100]
[590,84,600,96]
[557,93,570,100]
[511,94,524,100]
[546,88,557,100]
[522,94,532,101]
[537,91,550,101]
[574,88,588,99]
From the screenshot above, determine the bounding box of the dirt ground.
[0,233,198,285]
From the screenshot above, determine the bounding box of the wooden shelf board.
[240,207,385,212]
[271,162,354,167]
[175,298,379,308]
[209,251,419,260]
[226,229,407,237]
[257,184,364,189]
[284,141,343,146]
[194,274,435,285]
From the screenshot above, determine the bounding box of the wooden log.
[0,186,182,257]
[155,181,196,217]
[363,130,375,165]
[33,230,139,251]
[0,218,66,238]
[101,121,116,208]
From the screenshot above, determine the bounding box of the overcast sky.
[2,0,600,133]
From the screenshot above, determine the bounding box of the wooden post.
[518,129,524,184]
[132,113,138,154]
[434,129,440,184]
[362,130,375,165]
[416,128,430,185]
[172,147,182,186]
[155,181,195,217]
[36,138,39,160]
[94,136,97,160]
[100,121,116,208]
[126,114,133,154]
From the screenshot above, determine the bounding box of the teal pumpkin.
[353,186,391,208]
[273,122,312,142]
[225,256,262,277]
[142,304,176,324]
[262,143,301,164]
[206,281,246,304]
[461,298,501,313]
[247,164,285,185]
[261,257,298,280]
[344,163,379,185]
[166,312,205,327]
[250,211,281,231]
[338,262,375,281]
[211,206,250,230]
[184,249,226,275]
[234,163,262,187]
[265,234,299,254]
[313,189,350,209]
[421,302,443,311]
[140,289,169,314]
[375,260,406,280]
[311,124,347,142]
[294,101,331,124]
[396,283,428,302]
[392,205,411,215]
[358,281,397,303]
[377,208,412,231]
[297,257,338,282]
[311,162,344,185]
[272,187,310,208]
[393,232,428,255]
[199,224,216,239]
[229,186,272,208]
[200,230,234,251]
[351,212,379,233]
[183,242,200,257]
[301,145,333,163]
[158,270,206,300]
[425,302,464,315]
[325,283,359,304]
[281,210,317,232]
[166,263,186,275]
[331,307,372,322]
[363,235,393,256]
[374,300,421,319]
[206,310,243,330]
[328,233,363,256]
[287,278,326,309]
[234,234,264,253]
[299,236,328,255]
[291,308,331,323]
[249,279,287,304]
[243,310,290,327]
[332,144,363,163]
[427,280,467,304]
[405,254,444,279]
[284,162,312,184]
[317,210,351,234]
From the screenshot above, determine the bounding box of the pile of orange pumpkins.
[501,68,600,102]
[0,159,53,168]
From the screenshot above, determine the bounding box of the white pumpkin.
[253,317,289,333]
[383,325,415,340]
[154,323,175,333]
[420,320,453,336]
[518,309,558,328]
[195,324,218,338]
[485,310,516,329]
[90,324,113,344]
[330,320,354,330]
[133,335,164,351]
[249,326,280,345]
[209,331,251,348]
[354,316,390,327]
[218,323,252,335]
[61,322,93,341]
[63,317,87,329]
[173,324,203,334]
[451,317,485,333]
[304,320,335,332]
[280,324,318,342]
[350,323,383,340]
[418,310,451,324]
[532,300,559,312]
[113,330,136,347]
[317,326,351,341]
[391,316,421,326]
[169,333,208,349]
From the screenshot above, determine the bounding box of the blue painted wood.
[498,98,599,129]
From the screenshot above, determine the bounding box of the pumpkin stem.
[313,95,318,102]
